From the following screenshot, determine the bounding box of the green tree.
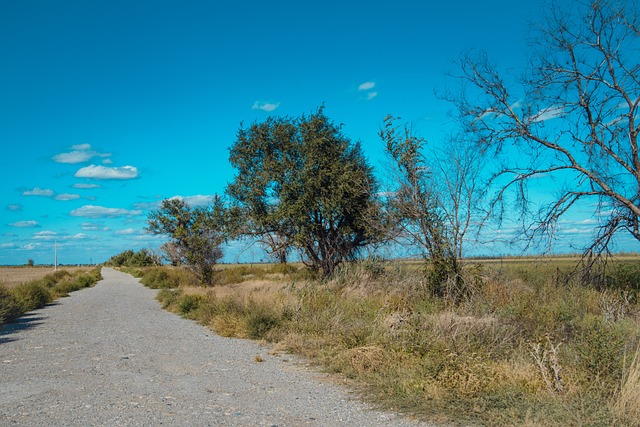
[146,197,226,284]
[106,249,158,267]
[227,107,382,276]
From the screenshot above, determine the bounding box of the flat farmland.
[0,266,94,288]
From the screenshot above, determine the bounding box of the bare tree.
[449,0,640,263]
[430,134,486,259]
[380,116,467,300]
[160,241,184,266]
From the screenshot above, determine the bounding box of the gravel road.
[0,268,430,426]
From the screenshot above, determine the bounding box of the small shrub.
[245,303,282,339]
[11,282,52,312]
[178,294,204,317]
[156,288,180,309]
[51,270,72,282]
[575,316,629,383]
[0,285,21,324]
[141,267,190,289]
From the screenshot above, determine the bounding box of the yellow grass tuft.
[612,346,640,426]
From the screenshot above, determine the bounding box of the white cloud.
[74,165,139,180]
[134,234,164,241]
[358,81,375,91]
[6,204,23,211]
[23,187,54,197]
[52,144,111,164]
[70,205,142,218]
[0,243,16,249]
[80,222,110,231]
[69,233,90,240]
[530,105,565,123]
[72,183,101,189]
[115,228,139,235]
[102,158,113,165]
[510,100,522,109]
[54,193,81,201]
[170,194,215,207]
[366,91,378,100]
[133,201,161,210]
[22,243,41,251]
[9,220,40,228]
[33,231,58,240]
[559,227,593,235]
[252,101,280,112]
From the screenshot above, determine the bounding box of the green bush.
[178,294,204,317]
[140,267,188,289]
[245,302,283,339]
[11,282,52,312]
[0,286,21,324]
[156,288,180,309]
[51,270,72,282]
[575,315,629,383]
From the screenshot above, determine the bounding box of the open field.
[0,266,95,289]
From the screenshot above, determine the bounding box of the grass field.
[132,256,640,426]
[0,266,95,288]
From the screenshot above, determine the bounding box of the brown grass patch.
[0,266,94,288]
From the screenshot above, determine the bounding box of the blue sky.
[1,1,634,265]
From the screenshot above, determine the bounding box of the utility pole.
[54,241,58,271]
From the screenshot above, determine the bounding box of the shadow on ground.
[0,310,51,344]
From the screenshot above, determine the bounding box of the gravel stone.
[0,268,431,426]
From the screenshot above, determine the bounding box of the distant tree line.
[105,249,160,268]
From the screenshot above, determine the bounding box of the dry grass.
[0,266,93,288]
[612,346,640,426]
[141,258,640,426]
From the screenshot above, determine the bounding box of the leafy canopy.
[227,107,382,276]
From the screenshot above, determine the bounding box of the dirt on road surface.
[0,268,430,426]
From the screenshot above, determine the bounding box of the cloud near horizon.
[252,101,280,112]
[80,222,110,231]
[54,193,81,201]
[72,183,101,189]
[23,187,55,197]
[70,205,142,218]
[114,228,139,235]
[9,220,40,228]
[170,194,215,207]
[74,165,139,180]
[52,144,112,164]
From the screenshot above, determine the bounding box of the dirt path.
[0,268,428,426]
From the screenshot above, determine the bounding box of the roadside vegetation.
[114,1,639,425]
[132,258,640,426]
[0,267,102,325]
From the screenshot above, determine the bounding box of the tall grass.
[139,259,640,425]
[0,267,102,325]
[612,346,640,426]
